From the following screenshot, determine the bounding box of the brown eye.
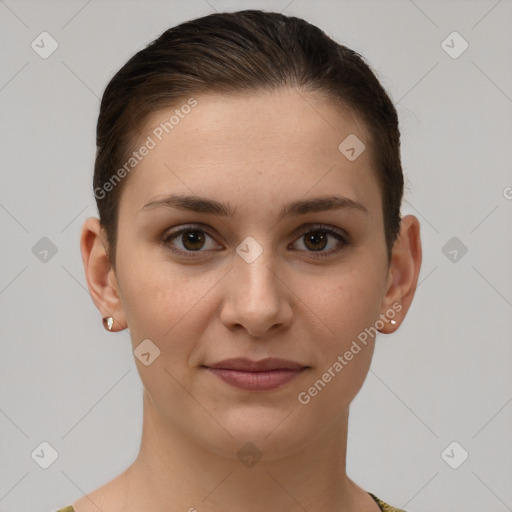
[180,230,206,251]
[163,226,221,257]
[162,224,349,260]
[292,226,349,257]
[303,231,329,251]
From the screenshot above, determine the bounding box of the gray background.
[1,0,511,511]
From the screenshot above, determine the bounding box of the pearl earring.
[102,316,114,331]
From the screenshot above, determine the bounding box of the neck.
[117,394,373,512]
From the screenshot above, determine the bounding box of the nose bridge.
[236,253,279,300]
[221,236,292,337]
[235,243,281,309]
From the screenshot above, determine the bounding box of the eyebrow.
[141,194,369,220]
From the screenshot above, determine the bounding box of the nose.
[219,251,293,339]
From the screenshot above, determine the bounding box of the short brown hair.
[93,9,403,266]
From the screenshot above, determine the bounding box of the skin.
[78,87,422,512]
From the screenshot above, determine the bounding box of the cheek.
[311,262,385,348]
[295,275,381,419]
[115,254,207,403]
[114,245,171,340]
[116,249,217,355]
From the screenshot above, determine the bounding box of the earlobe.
[80,217,127,332]
[378,215,422,334]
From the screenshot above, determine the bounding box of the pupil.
[183,231,204,251]
[306,232,326,251]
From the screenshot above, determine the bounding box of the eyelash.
[162,223,349,259]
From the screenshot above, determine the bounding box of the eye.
[163,225,221,258]
[291,225,349,257]
[162,223,349,259]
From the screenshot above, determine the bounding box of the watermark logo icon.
[441,31,468,59]
[441,441,469,469]
[442,236,468,263]
[338,134,365,161]
[237,442,262,468]
[32,237,58,263]
[236,236,263,264]
[134,339,161,366]
[31,31,59,59]
[31,441,59,469]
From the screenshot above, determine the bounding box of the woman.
[59,9,422,512]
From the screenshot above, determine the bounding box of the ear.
[378,214,422,333]
[80,217,127,332]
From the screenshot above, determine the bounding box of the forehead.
[119,88,381,219]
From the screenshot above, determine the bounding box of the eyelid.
[289,223,349,242]
[162,223,218,241]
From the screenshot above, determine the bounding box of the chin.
[204,405,315,461]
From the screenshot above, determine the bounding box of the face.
[108,88,395,458]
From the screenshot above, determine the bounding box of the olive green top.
[55,492,407,511]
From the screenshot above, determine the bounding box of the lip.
[204,358,308,391]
